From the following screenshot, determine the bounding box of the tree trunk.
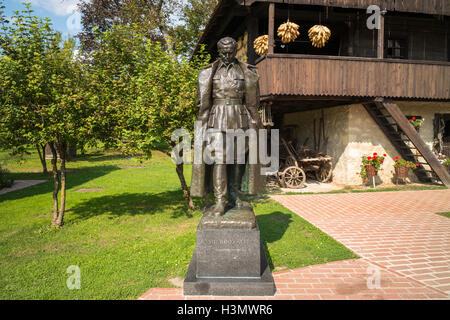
[55,142,67,227]
[146,0,176,59]
[158,25,176,59]
[175,163,194,211]
[36,144,47,174]
[49,143,60,225]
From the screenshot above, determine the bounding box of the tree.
[175,0,218,57]
[0,2,94,226]
[88,24,210,209]
[77,0,218,58]
[77,0,180,57]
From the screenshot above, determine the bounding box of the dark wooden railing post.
[268,2,275,54]
[377,11,385,59]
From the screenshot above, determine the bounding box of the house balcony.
[255,54,450,101]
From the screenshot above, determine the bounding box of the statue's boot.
[228,163,245,209]
[212,164,227,216]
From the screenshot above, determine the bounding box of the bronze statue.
[191,37,264,217]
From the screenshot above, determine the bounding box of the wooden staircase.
[363,98,450,187]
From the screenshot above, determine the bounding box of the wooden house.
[194,0,450,187]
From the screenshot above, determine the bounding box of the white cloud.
[29,0,82,16]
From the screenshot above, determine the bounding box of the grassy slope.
[0,148,357,299]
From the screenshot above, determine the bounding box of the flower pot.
[395,166,409,179]
[365,164,377,177]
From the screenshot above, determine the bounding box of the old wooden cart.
[277,138,333,189]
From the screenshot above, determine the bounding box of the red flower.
[356,172,359,175]
[409,119,413,122]
[368,156,372,160]
[412,117,416,120]
[394,156,399,160]
[383,154,387,157]
[380,159,384,163]
[416,163,419,166]
[365,179,369,183]
[373,152,378,156]
[373,156,378,159]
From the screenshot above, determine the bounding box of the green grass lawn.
[0,148,357,299]
[437,212,450,218]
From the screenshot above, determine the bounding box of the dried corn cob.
[308,25,331,48]
[277,20,300,44]
[254,35,269,56]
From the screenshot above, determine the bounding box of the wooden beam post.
[268,2,275,54]
[377,11,385,59]
[347,21,354,56]
[246,10,258,65]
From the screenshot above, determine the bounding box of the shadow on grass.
[70,153,128,163]
[68,190,192,222]
[256,211,293,270]
[0,165,120,203]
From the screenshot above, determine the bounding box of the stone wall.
[282,105,350,185]
[282,102,450,186]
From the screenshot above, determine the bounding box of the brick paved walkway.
[272,189,450,297]
[139,190,450,300]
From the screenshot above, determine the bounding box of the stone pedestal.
[183,203,276,296]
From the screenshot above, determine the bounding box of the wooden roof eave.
[237,0,450,16]
[193,0,249,57]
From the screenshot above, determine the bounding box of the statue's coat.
[191,59,264,197]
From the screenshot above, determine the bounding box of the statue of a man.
[191,37,264,217]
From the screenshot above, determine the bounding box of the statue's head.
[217,37,237,64]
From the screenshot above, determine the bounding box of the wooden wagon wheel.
[285,155,297,168]
[315,160,333,183]
[282,166,306,189]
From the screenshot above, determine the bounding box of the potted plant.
[437,153,450,174]
[393,157,419,182]
[359,152,386,186]
[408,117,424,132]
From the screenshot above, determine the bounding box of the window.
[386,38,408,59]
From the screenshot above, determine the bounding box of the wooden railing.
[255,54,450,100]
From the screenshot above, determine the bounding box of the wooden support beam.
[268,2,275,54]
[377,11,385,59]
[376,98,450,187]
[246,11,259,65]
[347,20,354,56]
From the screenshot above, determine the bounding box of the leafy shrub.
[0,165,14,189]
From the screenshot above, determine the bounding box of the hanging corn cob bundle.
[308,25,331,48]
[277,20,300,43]
[253,35,269,56]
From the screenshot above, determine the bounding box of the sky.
[3,0,185,41]
[4,0,83,39]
